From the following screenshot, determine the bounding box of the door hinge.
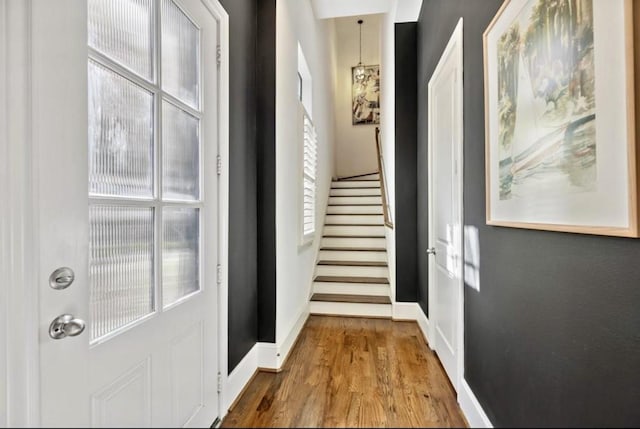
[216,45,221,68]
[217,264,222,285]
[217,372,222,393]
[217,154,222,176]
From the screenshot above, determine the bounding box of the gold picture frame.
[483,0,640,237]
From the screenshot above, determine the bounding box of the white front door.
[34,0,221,426]
[428,19,464,392]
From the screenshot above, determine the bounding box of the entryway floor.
[221,315,467,428]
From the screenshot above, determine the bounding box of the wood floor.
[222,316,467,428]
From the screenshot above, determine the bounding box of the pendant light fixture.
[353,19,366,83]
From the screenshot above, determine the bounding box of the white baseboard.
[459,379,493,428]
[257,342,278,369]
[223,344,258,412]
[276,306,310,367]
[393,302,432,348]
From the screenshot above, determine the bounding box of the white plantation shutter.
[302,107,317,240]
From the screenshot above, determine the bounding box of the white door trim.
[201,0,231,421]
[0,0,230,425]
[0,1,8,426]
[2,1,41,426]
[427,17,464,393]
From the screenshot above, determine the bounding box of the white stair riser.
[329,196,381,205]
[315,265,389,278]
[313,282,390,296]
[331,181,380,188]
[318,250,387,262]
[330,188,381,197]
[322,237,386,248]
[323,225,385,237]
[327,206,383,215]
[325,215,384,225]
[310,301,392,318]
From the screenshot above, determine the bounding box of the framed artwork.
[352,65,380,125]
[484,0,640,237]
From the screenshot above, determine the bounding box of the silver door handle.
[49,314,86,340]
[426,247,436,255]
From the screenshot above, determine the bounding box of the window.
[302,110,317,241]
[298,44,315,243]
[87,0,203,342]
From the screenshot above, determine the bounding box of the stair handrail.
[375,127,393,229]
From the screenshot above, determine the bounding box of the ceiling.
[311,0,423,22]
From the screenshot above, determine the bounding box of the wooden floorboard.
[221,316,467,428]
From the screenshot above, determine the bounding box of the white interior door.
[428,19,464,393]
[34,0,221,426]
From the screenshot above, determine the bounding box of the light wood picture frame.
[483,0,640,237]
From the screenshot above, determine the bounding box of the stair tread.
[326,213,382,216]
[324,224,384,226]
[328,204,382,206]
[335,179,379,182]
[318,260,388,267]
[323,235,385,238]
[320,247,386,252]
[331,186,380,189]
[314,275,389,284]
[311,293,391,305]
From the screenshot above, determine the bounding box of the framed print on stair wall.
[483,0,640,237]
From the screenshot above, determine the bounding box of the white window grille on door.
[301,105,317,243]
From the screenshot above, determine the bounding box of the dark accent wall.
[219,0,258,373]
[394,23,418,302]
[220,0,277,372]
[256,0,277,343]
[417,1,640,426]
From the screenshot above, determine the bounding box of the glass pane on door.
[88,60,154,198]
[161,0,200,108]
[88,0,154,80]
[89,206,155,341]
[162,207,200,307]
[162,101,200,201]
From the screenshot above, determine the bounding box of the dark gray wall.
[256,0,277,343]
[220,0,278,372]
[219,0,258,373]
[394,23,418,302]
[417,0,640,426]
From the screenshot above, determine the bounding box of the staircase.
[310,173,392,318]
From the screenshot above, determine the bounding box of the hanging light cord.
[358,19,363,65]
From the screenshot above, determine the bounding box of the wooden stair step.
[324,224,385,227]
[331,186,380,190]
[329,202,382,207]
[323,235,385,239]
[320,247,386,252]
[314,275,389,284]
[326,213,381,216]
[311,293,391,305]
[317,260,388,267]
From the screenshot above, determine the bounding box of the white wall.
[0,2,7,425]
[379,9,397,301]
[333,14,381,178]
[275,0,336,345]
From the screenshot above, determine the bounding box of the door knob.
[426,247,436,255]
[49,267,75,290]
[49,314,86,340]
